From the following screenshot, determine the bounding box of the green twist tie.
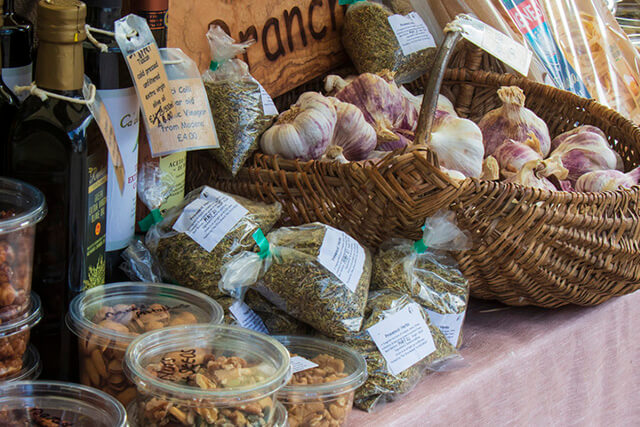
[253,229,270,259]
[413,239,428,254]
[138,209,163,232]
[339,0,365,5]
[209,61,220,71]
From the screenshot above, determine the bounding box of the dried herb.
[339,290,458,412]
[148,187,282,299]
[204,80,275,176]
[342,0,436,84]
[254,223,372,339]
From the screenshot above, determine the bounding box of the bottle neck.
[132,1,168,47]
[86,6,121,33]
[36,41,84,92]
[4,0,14,14]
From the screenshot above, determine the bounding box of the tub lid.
[0,177,46,235]
[1,345,41,383]
[0,293,42,338]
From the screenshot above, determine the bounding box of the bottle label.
[85,152,108,290]
[136,10,168,31]
[159,152,186,213]
[317,226,366,293]
[3,63,33,101]
[99,87,141,251]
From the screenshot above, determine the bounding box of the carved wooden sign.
[168,0,347,98]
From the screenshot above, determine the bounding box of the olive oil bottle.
[7,0,108,379]
[0,0,34,101]
[0,0,19,176]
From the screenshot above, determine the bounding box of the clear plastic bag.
[372,212,471,348]
[202,26,277,175]
[137,162,175,212]
[146,186,282,298]
[342,0,438,84]
[340,290,459,412]
[220,223,372,339]
[119,239,164,283]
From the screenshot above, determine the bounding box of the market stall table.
[350,291,640,426]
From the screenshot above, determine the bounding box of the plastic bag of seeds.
[202,25,277,175]
[341,0,438,84]
[372,211,471,348]
[146,186,282,298]
[219,223,372,339]
[339,290,460,412]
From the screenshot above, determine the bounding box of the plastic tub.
[0,177,46,324]
[124,324,292,426]
[0,293,41,380]
[66,282,224,406]
[274,336,367,427]
[1,345,42,383]
[0,381,128,426]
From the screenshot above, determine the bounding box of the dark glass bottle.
[84,0,140,283]
[0,0,33,101]
[0,42,19,176]
[7,0,108,380]
[130,0,168,47]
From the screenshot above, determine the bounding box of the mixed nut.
[284,354,353,427]
[0,329,29,379]
[77,303,199,406]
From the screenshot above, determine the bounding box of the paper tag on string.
[454,14,532,76]
[115,15,177,156]
[84,78,125,193]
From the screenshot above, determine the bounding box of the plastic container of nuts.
[274,335,368,427]
[0,345,42,383]
[0,293,42,380]
[66,282,225,406]
[0,381,129,426]
[0,177,46,324]
[124,324,292,427]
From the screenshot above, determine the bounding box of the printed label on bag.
[387,12,436,56]
[455,14,532,76]
[159,152,186,213]
[317,226,366,293]
[290,356,319,374]
[258,82,279,116]
[172,186,248,252]
[229,300,269,334]
[425,310,465,347]
[367,303,436,376]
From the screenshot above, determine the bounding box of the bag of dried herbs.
[146,185,282,298]
[339,290,459,412]
[341,0,437,84]
[373,211,471,348]
[202,25,278,175]
[219,223,372,339]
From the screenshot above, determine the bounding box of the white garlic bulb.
[330,98,377,161]
[260,92,337,161]
[429,114,485,178]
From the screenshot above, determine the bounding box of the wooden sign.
[167,0,348,98]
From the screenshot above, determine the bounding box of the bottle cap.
[37,0,87,44]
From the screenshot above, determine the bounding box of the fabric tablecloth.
[350,291,640,426]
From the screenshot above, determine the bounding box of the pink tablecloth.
[350,291,640,426]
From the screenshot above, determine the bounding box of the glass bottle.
[0,0,33,101]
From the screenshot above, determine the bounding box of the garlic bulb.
[550,125,606,152]
[441,167,466,181]
[505,159,558,191]
[260,92,337,161]
[575,167,640,192]
[336,73,417,148]
[547,129,622,183]
[493,134,543,178]
[478,86,551,157]
[429,114,484,178]
[324,75,356,96]
[399,86,458,117]
[329,98,377,160]
[320,145,350,164]
[481,156,500,181]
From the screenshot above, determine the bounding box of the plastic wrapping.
[203,26,277,175]
[119,239,164,283]
[136,162,175,212]
[372,212,470,348]
[339,290,459,412]
[541,0,640,123]
[615,1,640,47]
[220,223,372,339]
[342,0,437,84]
[146,186,282,298]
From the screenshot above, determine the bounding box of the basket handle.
[414,24,463,145]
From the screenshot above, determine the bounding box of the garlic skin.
[429,114,484,178]
[329,98,377,160]
[505,159,558,191]
[481,156,500,181]
[320,145,350,164]
[441,167,466,181]
[575,167,640,192]
[493,134,543,178]
[324,74,356,96]
[547,129,622,183]
[336,73,418,149]
[478,86,551,157]
[260,92,337,161]
[399,86,458,117]
[550,125,606,152]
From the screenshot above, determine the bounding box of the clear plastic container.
[124,324,292,427]
[0,293,41,380]
[274,336,367,427]
[66,282,224,406]
[1,345,42,382]
[0,381,129,426]
[0,177,46,324]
